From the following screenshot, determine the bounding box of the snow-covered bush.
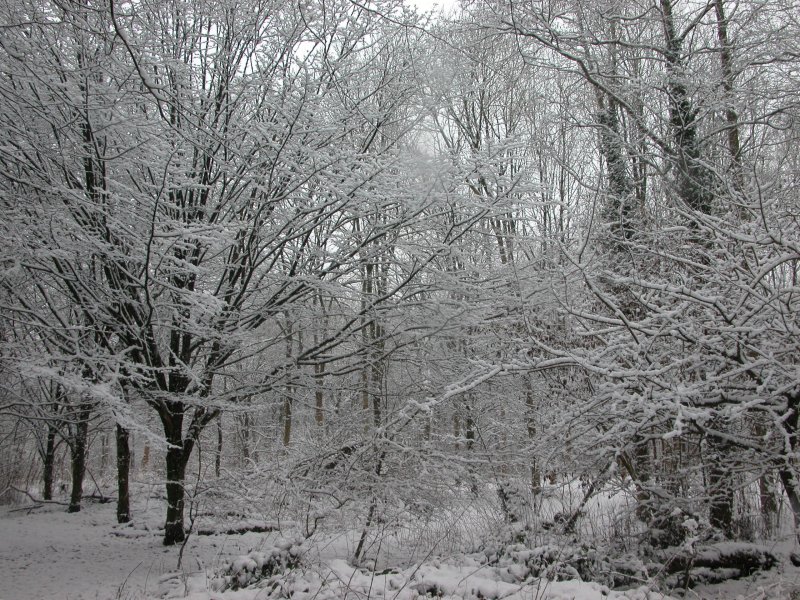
[212,536,306,591]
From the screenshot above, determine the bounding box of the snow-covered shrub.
[491,540,600,583]
[212,536,305,591]
[478,525,652,590]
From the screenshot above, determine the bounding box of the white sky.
[406,0,459,15]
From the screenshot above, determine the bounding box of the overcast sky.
[407,0,458,15]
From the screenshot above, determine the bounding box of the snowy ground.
[0,493,272,600]
[2,488,800,600]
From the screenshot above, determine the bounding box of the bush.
[213,536,305,591]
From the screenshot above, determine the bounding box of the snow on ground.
[2,487,800,600]
[0,492,277,600]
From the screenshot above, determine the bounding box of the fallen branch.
[5,485,69,506]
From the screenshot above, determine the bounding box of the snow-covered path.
[0,501,175,599]
[0,498,265,600]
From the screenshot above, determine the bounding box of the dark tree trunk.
[660,0,713,215]
[67,405,91,513]
[282,393,292,447]
[314,361,325,427]
[215,417,222,478]
[709,464,734,536]
[596,95,634,240]
[155,385,218,545]
[42,425,57,501]
[240,412,251,463]
[116,424,131,523]
[465,401,475,452]
[164,444,187,545]
[371,360,383,429]
[160,397,188,546]
[707,428,734,537]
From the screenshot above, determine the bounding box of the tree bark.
[282,321,294,446]
[215,417,222,478]
[708,463,734,536]
[660,0,713,215]
[116,424,131,523]
[713,0,743,192]
[314,361,325,427]
[779,468,800,544]
[164,444,187,545]
[759,470,777,537]
[42,425,57,501]
[282,394,292,447]
[707,425,734,537]
[67,405,91,513]
[525,376,541,494]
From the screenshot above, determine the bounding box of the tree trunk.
[713,0,743,193]
[215,417,222,478]
[371,356,383,429]
[465,399,475,452]
[101,434,109,472]
[779,468,800,544]
[660,0,713,215]
[157,398,215,545]
[141,442,150,471]
[282,394,292,447]
[314,361,325,427]
[116,424,131,524]
[282,322,294,446]
[67,405,91,513]
[161,400,188,546]
[759,470,777,537]
[708,462,734,536]
[707,428,734,537]
[525,377,540,494]
[164,445,187,545]
[42,425,57,501]
[240,412,251,463]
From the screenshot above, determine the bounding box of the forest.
[1,0,799,597]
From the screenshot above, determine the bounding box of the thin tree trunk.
[371,354,383,429]
[282,395,292,447]
[314,361,325,427]
[525,377,540,494]
[116,424,131,523]
[42,425,57,501]
[282,321,294,446]
[100,434,108,472]
[465,401,475,452]
[215,417,222,477]
[240,412,251,463]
